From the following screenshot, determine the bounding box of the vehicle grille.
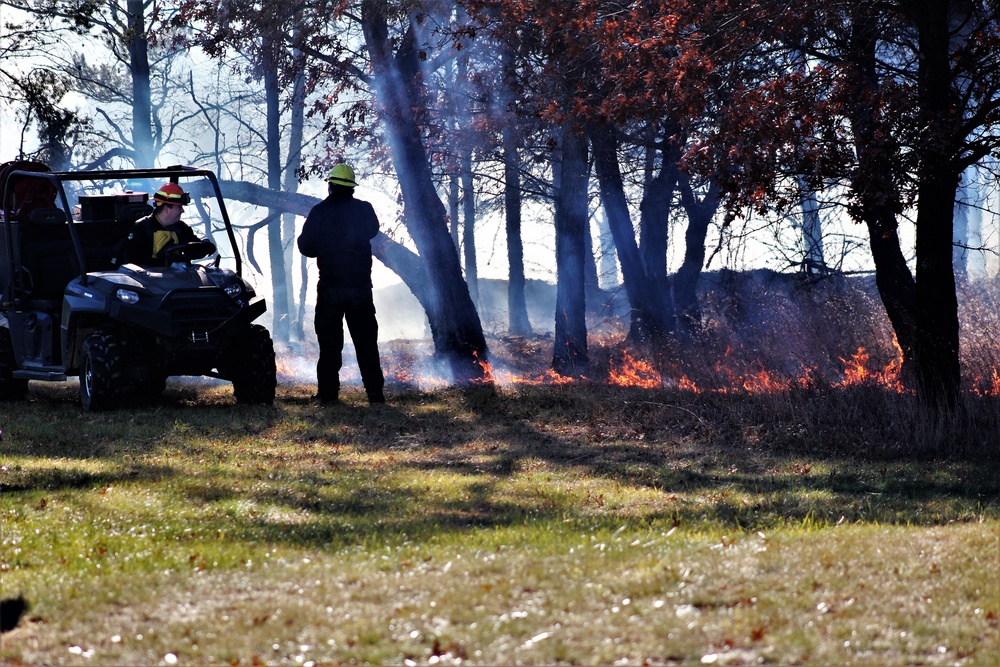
[161,289,235,338]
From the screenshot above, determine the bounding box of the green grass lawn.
[1,381,998,665]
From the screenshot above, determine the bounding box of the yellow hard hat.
[326,163,356,187]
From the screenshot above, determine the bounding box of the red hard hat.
[153,182,190,206]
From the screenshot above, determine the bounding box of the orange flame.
[678,375,700,392]
[471,350,496,384]
[609,351,662,389]
[741,368,792,394]
[972,368,1000,397]
[834,345,904,392]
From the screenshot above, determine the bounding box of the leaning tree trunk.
[361,1,488,383]
[863,210,918,377]
[209,181,439,335]
[552,125,590,377]
[847,10,918,383]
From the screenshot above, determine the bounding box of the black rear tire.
[0,327,28,400]
[229,324,276,405]
[80,332,125,411]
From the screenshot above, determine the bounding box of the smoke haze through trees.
[0,0,998,403]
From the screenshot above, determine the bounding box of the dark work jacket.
[297,191,380,289]
[122,213,199,266]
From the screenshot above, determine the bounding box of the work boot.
[313,393,338,405]
[367,391,385,405]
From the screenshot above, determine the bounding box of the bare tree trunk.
[501,47,531,336]
[456,51,479,309]
[595,206,617,288]
[208,178,461,336]
[263,40,290,344]
[503,125,532,335]
[461,149,479,309]
[126,0,154,167]
[298,254,309,344]
[911,1,962,409]
[284,63,306,344]
[674,174,719,335]
[590,125,673,342]
[361,1,488,383]
[847,8,918,384]
[552,125,589,377]
[638,137,680,334]
[796,176,826,273]
[449,173,460,251]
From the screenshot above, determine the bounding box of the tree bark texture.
[207,179,435,321]
[263,41,291,345]
[911,0,962,408]
[590,125,673,342]
[126,0,154,167]
[503,124,532,336]
[675,175,719,335]
[552,126,590,377]
[361,0,488,383]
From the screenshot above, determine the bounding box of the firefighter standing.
[122,182,212,266]
[297,163,385,405]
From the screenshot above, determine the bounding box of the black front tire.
[80,332,126,411]
[0,327,28,400]
[229,324,276,405]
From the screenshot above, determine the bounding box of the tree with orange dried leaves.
[601,0,1000,410]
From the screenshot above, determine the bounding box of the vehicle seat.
[18,207,77,308]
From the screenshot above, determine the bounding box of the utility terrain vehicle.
[0,161,276,410]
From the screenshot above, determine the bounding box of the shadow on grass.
[1,381,998,549]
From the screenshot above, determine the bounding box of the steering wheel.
[161,241,217,264]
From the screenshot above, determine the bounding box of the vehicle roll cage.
[1,165,244,287]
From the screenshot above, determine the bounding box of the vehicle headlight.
[116,288,140,304]
[224,283,243,298]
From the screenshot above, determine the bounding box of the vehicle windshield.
[51,171,242,274]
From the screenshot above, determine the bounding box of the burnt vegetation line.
[6,372,1000,467]
[3,271,998,461]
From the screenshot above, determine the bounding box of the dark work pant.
[314,284,384,399]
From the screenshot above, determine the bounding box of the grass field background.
[1,374,998,666]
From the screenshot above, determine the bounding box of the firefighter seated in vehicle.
[121,182,214,266]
